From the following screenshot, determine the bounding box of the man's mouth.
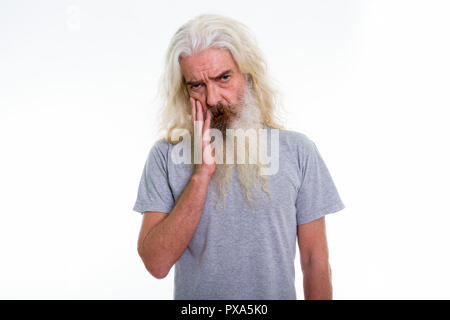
[210,105,236,118]
[210,106,223,117]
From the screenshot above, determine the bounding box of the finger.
[191,97,196,124]
[195,100,200,122]
[204,144,215,165]
[204,108,211,132]
[192,99,203,140]
[202,128,211,149]
[194,99,203,134]
[200,100,207,118]
[196,100,203,123]
[202,110,211,142]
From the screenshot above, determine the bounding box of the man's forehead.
[180,48,239,81]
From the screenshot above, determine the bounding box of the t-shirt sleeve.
[295,135,345,225]
[132,140,175,215]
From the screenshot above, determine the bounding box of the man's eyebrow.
[185,69,233,85]
[212,69,233,80]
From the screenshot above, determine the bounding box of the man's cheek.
[189,91,204,102]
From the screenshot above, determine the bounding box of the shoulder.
[148,138,172,162]
[268,127,320,172]
[274,127,316,154]
[153,138,171,152]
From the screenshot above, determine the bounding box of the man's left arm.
[297,216,332,300]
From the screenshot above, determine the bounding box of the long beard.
[209,84,270,209]
[209,103,237,136]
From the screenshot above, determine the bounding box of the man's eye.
[191,84,201,89]
[221,75,230,81]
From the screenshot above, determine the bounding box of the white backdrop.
[1,0,449,299]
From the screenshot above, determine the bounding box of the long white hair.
[156,14,285,143]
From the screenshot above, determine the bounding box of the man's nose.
[206,84,220,108]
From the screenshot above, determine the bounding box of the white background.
[1,0,449,299]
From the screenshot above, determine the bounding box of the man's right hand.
[191,97,216,178]
[138,99,217,278]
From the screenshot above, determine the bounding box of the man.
[133,14,345,300]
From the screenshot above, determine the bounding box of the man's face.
[180,48,246,132]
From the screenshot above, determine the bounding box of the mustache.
[209,103,238,118]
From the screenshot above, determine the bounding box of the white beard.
[210,82,270,209]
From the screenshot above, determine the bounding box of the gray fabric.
[133,125,345,300]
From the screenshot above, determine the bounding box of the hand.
[191,98,216,178]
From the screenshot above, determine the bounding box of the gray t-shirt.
[133,125,345,300]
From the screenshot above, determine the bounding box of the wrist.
[192,171,212,183]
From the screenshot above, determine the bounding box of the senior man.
[133,14,345,300]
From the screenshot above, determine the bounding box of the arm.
[137,173,210,279]
[137,98,215,279]
[297,216,333,299]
